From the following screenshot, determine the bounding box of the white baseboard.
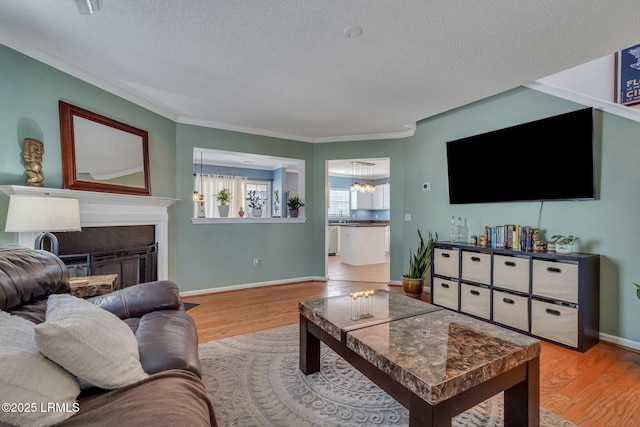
[599,332,640,351]
[179,276,326,297]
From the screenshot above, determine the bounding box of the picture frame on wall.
[615,44,640,106]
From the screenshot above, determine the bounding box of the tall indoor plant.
[402,229,437,298]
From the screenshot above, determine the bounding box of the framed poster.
[615,44,640,106]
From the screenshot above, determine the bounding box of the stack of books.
[485,225,534,251]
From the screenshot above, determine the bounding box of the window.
[191,148,305,223]
[246,181,271,218]
[328,188,350,218]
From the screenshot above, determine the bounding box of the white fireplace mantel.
[1,185,179,280]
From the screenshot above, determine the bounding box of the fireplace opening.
[55,225,157,289]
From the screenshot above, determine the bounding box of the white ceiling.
[1,1,639,142]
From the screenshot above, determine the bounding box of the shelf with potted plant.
[192,191,306,224]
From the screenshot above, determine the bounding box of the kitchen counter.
[339,224,386,266]
[336,223,387,227]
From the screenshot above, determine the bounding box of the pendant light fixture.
[350,161,376,193]
[194,151,206,218]
[192,151,200,202]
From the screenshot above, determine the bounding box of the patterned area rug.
[199,324,574,427]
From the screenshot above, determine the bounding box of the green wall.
[2,43,639,344]
[174,124,317,291]
[403,87,640,343]
[312,140,406,282]
[0,44,177,264]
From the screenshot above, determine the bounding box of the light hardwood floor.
[184,278,640,427]
[327,254,390,282]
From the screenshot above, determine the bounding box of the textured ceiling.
[1,0,639,142]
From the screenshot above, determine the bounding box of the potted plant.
[636,283,640,299]
[402,230,437,298]
[246,190,264,217]
[550,234,579,254]
[273,190,280,217]
[286,196,304,218]
[215,188,232,217]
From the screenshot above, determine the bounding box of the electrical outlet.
[253,258,259,267]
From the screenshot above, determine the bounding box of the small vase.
[217,205,230,218]
[238,208,245,217]
[252,208,262,218]
[197,202,206,218]
[555,244,573,254]
[289,209,299,218]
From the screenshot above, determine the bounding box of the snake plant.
[405,230,437,279]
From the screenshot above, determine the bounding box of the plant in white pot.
[550,234,578,254]
[246,190,265,217]
[215,188,232,217]
[402,230,437,298]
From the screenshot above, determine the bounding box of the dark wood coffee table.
[299,290,540,426]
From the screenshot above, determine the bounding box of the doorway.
[326,158,390,283]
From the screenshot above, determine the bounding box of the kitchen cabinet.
[350,190,372,210]
[384,226,390,255]
[372,183,390,210]
[327,225,338,256]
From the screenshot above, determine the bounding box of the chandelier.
[350,161,376,193]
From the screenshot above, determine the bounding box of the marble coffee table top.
[299,289,441,342]
[345,309,541,405]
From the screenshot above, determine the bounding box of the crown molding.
[526,81,640,123]
[3,35,416,144]
[178,116,416,143]
[0,35,180,123]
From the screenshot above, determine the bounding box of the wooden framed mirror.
[59,101,151,196]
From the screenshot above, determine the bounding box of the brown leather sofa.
[0,246,216,426]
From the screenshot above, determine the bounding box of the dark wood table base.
[300,315,540,427]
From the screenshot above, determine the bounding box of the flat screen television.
[446,108,595,204]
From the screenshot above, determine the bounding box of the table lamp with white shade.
[4,195,82,255]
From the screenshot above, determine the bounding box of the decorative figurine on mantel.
[478,226,489,247]
[23,138,45,187]
[532,228,547,252]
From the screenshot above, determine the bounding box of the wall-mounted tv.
[446,108,595,204]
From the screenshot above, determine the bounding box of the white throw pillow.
[34,294,148,389]
[0,310,80,427]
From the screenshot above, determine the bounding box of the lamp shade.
[4,196,81,233]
